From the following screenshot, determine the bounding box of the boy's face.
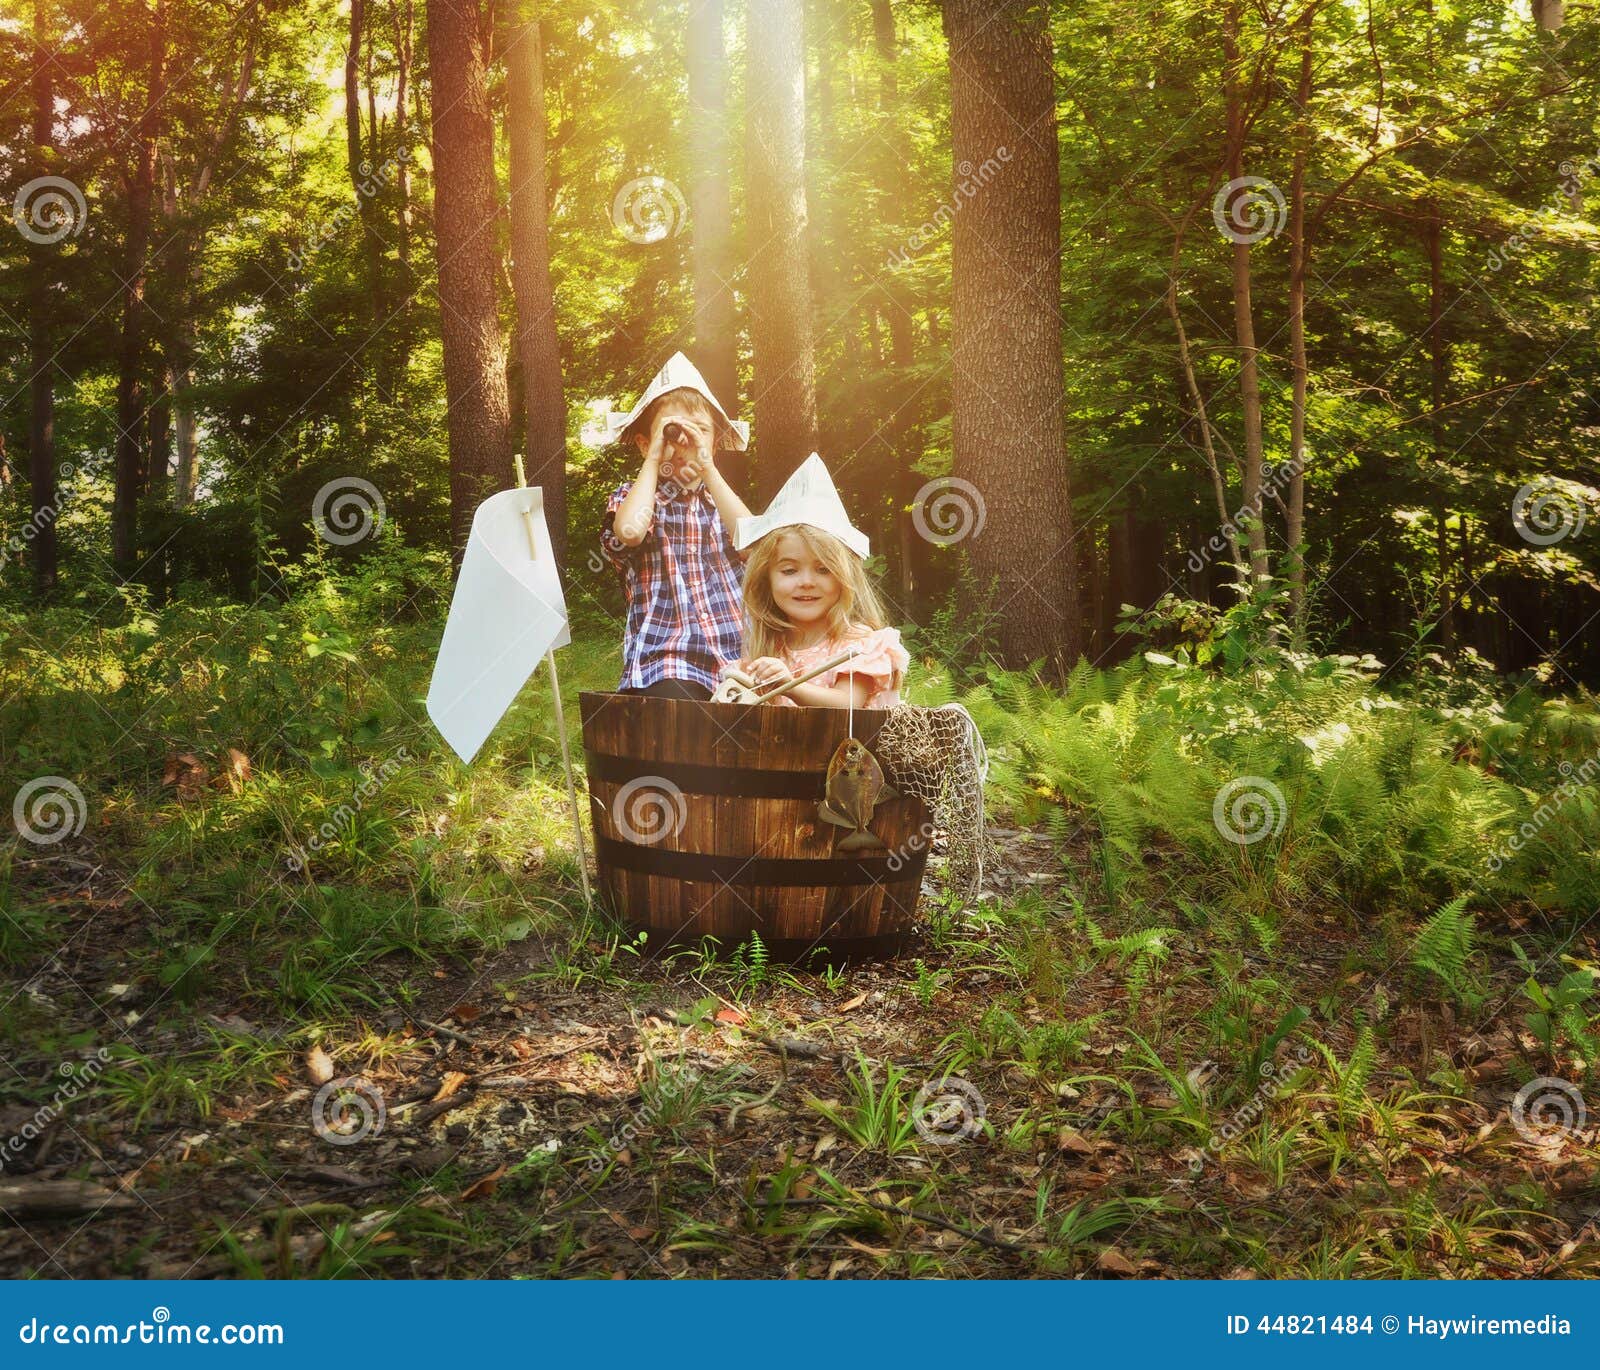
[769,532,842,629]
[634,397,716,490]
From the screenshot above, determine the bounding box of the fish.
[818,737,899,853]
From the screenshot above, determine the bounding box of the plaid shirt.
[601,480,745,692]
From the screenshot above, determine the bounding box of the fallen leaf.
[813,1132,838,1161]
[459,1164,507,1201]
[1095,1246,1137,1277]
[1057,1127,1096,1156]
[431,1071,470,1102]
[304,1045,335,1085]
[837,992,868,1013]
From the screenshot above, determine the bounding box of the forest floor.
[3,819,1596,1280]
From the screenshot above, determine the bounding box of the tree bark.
[687,0,739,420]
[395,0,415,270]
[941,0,1081,671]
[1424,206,1455,650]
[27,0,58,595]
[1221,0,1269,596]
[113,1,166,577]
[1285,4,1316,634]
[506,10,570,567]
[427,0,514,560]
[746,0,818,501]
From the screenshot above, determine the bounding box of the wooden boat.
[579,692,930,956]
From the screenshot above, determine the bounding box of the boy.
[600,352,753,699]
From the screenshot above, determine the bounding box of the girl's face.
[768,532,841,631]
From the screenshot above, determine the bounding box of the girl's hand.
[742,656,793,690]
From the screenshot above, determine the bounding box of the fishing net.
[867,703,992,902]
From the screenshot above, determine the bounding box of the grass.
[1,552,1598,1278]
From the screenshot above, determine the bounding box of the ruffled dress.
[729,625,908,709]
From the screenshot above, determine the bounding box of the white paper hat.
[735,453,870,559]
[604,351,749,451]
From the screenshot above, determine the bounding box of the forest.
[0,0,1598,1281]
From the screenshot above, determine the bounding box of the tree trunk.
[941,0,1081,672]
[27,0,58,595]
[1424,206,1455,650]
[1221,0,1269,595]
[395,0,414,270]
[1285,5,1315,634]
[687,0,741,483]
[113,2,166,577]
[746,0,819,501]
[506,10,570,567]
[347,0,385,330]
[427,0,514,560]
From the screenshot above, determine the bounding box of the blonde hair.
[623,387,734,451]
[742,525,895,684]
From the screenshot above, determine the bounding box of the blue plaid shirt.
[601,480,745,692]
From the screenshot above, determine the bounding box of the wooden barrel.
[580,693,929,955]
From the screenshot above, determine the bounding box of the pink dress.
[726,625,908,709]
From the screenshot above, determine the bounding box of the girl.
[723,454,908,709]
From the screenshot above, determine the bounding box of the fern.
[1409,896,1477,1005]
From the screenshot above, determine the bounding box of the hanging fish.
[818,737,899,852]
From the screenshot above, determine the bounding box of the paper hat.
[604,351,749,451]
[735,453,870,560]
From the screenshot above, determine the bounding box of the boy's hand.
[651,409,715,486]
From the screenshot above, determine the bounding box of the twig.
[410,1015,477,1047]
[407,1089,477,1130]
[725,1071,786,1133]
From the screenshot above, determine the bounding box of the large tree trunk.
[395,0,415,270]
[347,0,385,332]
[1284,5,1315,634]
[27,0,58,594]
[746,0,818,502]
[113,2,167,577]
[941,0,1081,672]
[870,0,925,608]
[686,0,739,434]
[1221,0,1269,596]
[506,10,570,567]
[1424,206,1455,651]
[427,0,514,560]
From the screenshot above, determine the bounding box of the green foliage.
[1512,942,1598,1071]
[1409,897,1482,1010]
